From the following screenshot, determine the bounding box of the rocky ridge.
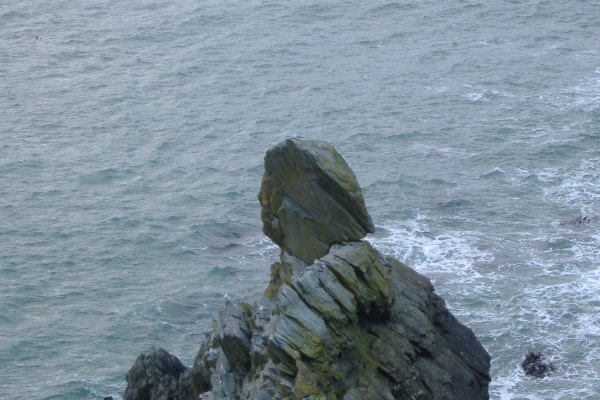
[124,138,491,400]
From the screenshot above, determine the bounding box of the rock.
[258,138,374,264]
[123,139,491,400]
[123,347,193,400]
[560,215,593,227]
[573,215,592,225]
[190,240,490,399]
[521,352,554,378]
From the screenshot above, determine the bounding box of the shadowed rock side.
[123,139,491,400]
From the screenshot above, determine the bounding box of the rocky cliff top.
[123,139,491,400]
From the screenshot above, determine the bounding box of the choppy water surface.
[1,1,599,399]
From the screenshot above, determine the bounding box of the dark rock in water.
[123,139,491,400]
[521,352,554,378]
[574,215,592,225]
[123,347,193,400]
[258,138,374,264]
[561,215,593,227]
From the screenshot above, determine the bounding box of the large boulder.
[123,347,193,400]
[124,138,491,400]
[258,139,375,264]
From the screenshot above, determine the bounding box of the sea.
[1,1,599,399]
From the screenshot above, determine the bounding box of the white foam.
[244,236,279,257]
[512,158,599,218]
[541,158,600,216]
[369,209,600,398]
[465,91,485,102]
[540,67,600,112]
[408,143,471,159]
[427,85,448,93]
[559,67,600,112]
[464,86,514,102]
[367,217,494,293]
[479,167,506,178]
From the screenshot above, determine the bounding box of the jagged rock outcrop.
[124,138,491,400]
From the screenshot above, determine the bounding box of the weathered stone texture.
[259,139,374,264]
[124,139,491,400]
[123,347,193,400]
[188,241,490,399]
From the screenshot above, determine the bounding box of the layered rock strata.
[124,138,491,400]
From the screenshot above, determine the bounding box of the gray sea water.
[1,1,599,399]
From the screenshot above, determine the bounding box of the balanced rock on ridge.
[124,138,491,400]
[259,139,375,264]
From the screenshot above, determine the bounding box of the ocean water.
[1,0,599,399]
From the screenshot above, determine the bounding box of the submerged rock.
[124,138,491,400]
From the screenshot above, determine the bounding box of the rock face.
[124,138,491,400]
